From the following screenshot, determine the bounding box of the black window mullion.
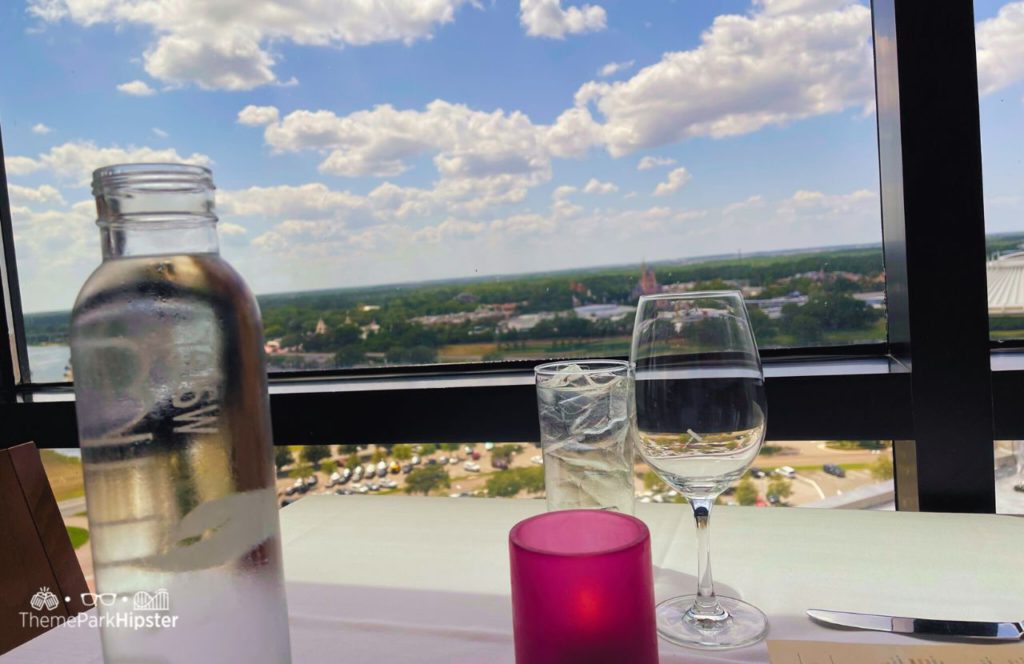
[0,125,27,401]
[872,0,995,513]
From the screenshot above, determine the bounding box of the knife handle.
[894,617,1024,640]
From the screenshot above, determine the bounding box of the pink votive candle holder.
[509,510,659,664]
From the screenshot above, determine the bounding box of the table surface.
[7,496,1024,663]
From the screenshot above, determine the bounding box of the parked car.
[389,461,401,474]
[368,483,380,492]
[411,455,421,465]
[463,445,473,455]
[305,475,318,487]
[401,463,412,474]
[484,442,495,451]
[492,458,510,470]
[749,467,767,479]
[427,459,438,465]
[471,451,481,461]
[355,484,369,494]
[280,498,295,508]
[377,460,388,474]
[823,463,846,478]
[448,457,459,465]
[328,471,341,487]
[353,466,364,481]
[334,488,353,496]
[339,468,352,484]
[285,483,300,496]
[365,465,377,479]
[464,461,481,472]
[530,455,544,465]
[439,456,449,465]
[775,466,796,478]
[381,479,398,489]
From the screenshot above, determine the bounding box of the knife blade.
[807,609,1024,641]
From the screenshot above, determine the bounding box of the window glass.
[977,1,1024,338]
[4,0,883,381]
[276,442,895,508]
[995,440,1024,515]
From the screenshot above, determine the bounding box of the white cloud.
[250,100,578,214]
[976,1,1024,96]
[6,141,212,186]
[218,222,248,236]
[552,185,577,200]
[117,80,156,96]
[30,0,474,91]
[575,0,874,156]
[653,167,692,196]
[723,194,765,215]
[219,183,369,220]
[599,60,634,77]
[237,105,280,126]
[637,156,676,170]
[152,127,169,138]
[7,184,66,207]
[32,123,52,135]
[520,0,606,39]
[583,178,617,194]
[4,156,42,176]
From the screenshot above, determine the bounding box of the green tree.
[371,449,387,463]
[642,470,666,492]
[345,453,362,470]
[735,477,758,506]
[289,463,312,480]
[320,460,338,475]
[418,443,437,456]
[300,445,331,469]
[392,444,413,461]
[486,472,523,498]
[440,443,460,452]
[517,466,545,493]
[870,455,894,481]
[492,444,520,462]
[404,465,451,496]
[766,477,793,504]
[274,447,294,473]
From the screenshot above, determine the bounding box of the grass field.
[66,526,89,550]
[40,450,85,502]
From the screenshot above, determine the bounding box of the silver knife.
[807,609,1024,641]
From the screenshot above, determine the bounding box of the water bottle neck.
[100,222,220,260]
[92,163,222,260]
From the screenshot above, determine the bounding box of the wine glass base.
[655,595,768,650]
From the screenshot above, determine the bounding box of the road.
[58,496,86,519]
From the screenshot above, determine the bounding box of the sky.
[1,0,1022,313]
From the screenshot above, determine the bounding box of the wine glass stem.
[690,498,726,619]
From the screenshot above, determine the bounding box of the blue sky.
[1,0,1022,312]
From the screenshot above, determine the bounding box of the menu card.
[768,640,1024,663]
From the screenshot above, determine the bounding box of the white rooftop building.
[988,252,1024,314]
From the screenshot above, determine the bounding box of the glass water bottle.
[70,164,291,663]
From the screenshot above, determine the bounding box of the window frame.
[0,0,1008,513]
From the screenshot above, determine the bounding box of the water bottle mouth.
[92,163,214,198]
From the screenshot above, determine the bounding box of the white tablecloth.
[7,496,1024,663]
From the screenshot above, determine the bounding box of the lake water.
[27,344,71,383]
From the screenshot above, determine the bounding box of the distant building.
[853,291,886,310]
[455,292,478,304]
[360,321,381,340]
[501,312,558,332]
[988,252,1024,314]
[360,304,381,312]
[574,304,636,321]
[314,318,328,335]
[632,263,661,299]
[264,340,283,355]
[746,293,809,319]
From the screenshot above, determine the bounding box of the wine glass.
[630,291,768,649]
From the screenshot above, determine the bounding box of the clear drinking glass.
[631,292,768,649]
[535,360,635,514]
